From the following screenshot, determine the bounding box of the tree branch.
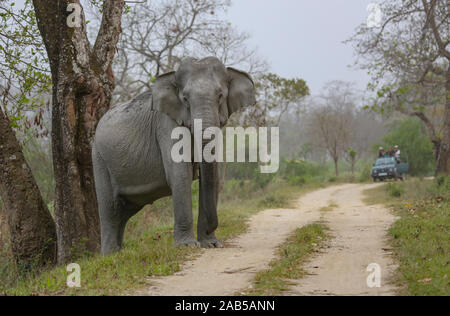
[93,0,125,72]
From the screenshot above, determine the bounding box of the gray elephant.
[92,57,256,255]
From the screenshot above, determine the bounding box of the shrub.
[386,183,405,197]
[287,176,306,186]
[328,176,337,183]
[358,163,373,183]
[258,194,285,209]
[280,159,327,181]
[253,173,275,190]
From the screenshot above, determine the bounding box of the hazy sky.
[226,0,375,94]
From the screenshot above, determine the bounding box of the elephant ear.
[227,67,256,116]
[152,72,191,127]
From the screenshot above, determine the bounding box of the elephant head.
[152,57,256,129]
[152,57,256,235]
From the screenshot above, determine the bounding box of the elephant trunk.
[199,153,219,235]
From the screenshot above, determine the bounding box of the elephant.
[92,57,256,255]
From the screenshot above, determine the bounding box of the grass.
[363,177,450,296]
[0,179,329,296]
[241,223,330,296]
[320,201,339,213]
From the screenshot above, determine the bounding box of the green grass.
[242,223,330,296]
[363,178,450,296]
[0,180,329,296]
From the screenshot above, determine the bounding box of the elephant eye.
[218,93,224,103]
[183,96,190,107]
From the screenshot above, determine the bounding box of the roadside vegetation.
[242,223,330,296]
[363,177,450,296]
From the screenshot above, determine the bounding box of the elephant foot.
[174,238,201,248]
[198,238,224,249]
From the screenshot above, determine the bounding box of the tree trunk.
[0,202,10,253]
[33,0,124,263]
[436,67,450,175]
[351,160,355,177]
[0,110,57,269]
[334,158,339,177]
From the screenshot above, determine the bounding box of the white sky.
[226,0,375,94]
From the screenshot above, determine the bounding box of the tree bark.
[334,158,339,177]
[0,110,57,269]
[33,0,124,263]
[436,66,450,175]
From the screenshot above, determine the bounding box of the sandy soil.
[134,183,399,296]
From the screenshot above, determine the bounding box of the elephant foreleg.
[171,170,199,247]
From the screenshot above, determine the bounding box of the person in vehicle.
[394,146,401,163]
[378,147,385,158]
[387,146,395,157]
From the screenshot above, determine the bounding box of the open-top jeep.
[371,156,409,182]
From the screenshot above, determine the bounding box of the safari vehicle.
[371,156,409,182]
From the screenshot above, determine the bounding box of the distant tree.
[381,117,435,176]
[346,147,358,178]
[309,81,357,177]
[252,73,309,126]
[348,0,450,175]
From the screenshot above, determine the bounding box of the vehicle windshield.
[375,157,395,166]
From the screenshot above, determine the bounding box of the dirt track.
[134,183,399,296]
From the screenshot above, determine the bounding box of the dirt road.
[135,183,399,296]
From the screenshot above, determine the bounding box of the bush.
[328,176,337,183]
[280,159,328,181]
[386,183,405,197]
[358,163,373,183]
[436,175,450,189]
[287,176,306,186]
[253,173,275,190]
[258,193,285,209]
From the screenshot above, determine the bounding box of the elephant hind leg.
[93,148,126,255]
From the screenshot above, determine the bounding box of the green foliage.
[380,117,435,176]
[255,73,310,110]
[253,172,275,190]
[386,183,405,198]
[22,134,55,205]
[328,176,337,183]
[348,147,357,160]
[0,0,51,127]
[257,193,285,209]
[435,175,450,193]
[280,159,327,183]
[254,73,309,123]
[358,162,373,183]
